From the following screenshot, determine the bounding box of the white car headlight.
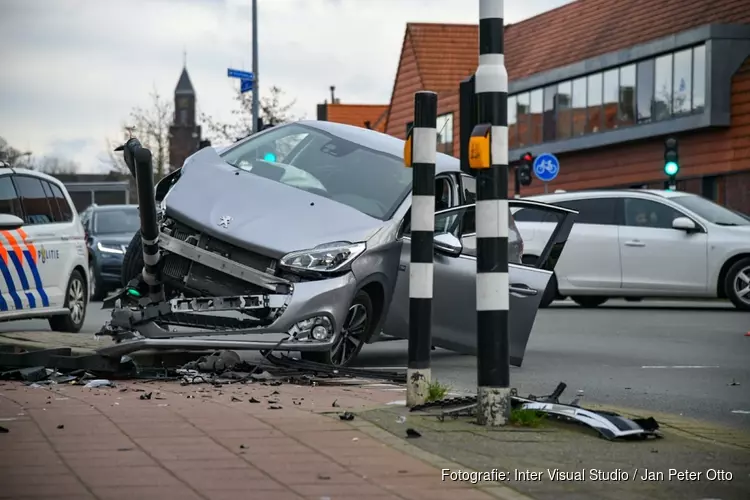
[280,242,366,274]
[97,242,124,254]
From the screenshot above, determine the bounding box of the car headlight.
[97,242,124,254]
[280,241,366,274]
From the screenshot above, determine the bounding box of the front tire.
[571,296,608,308]
[301,290,373,367]
[89,261,105,301]
[121,231,143,287]
[49,269,87,333]
[725,257,750,311]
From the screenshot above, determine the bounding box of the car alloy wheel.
[330,302,370,367]
[731,264,750,307]
[69,276,86,326]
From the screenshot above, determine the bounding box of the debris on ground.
[84,379,114,388]
[339,412,355,421]
[408,382,662,441]
[0,426,8,433]
[406,428,421,438]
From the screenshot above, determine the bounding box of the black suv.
[80,204,140,300]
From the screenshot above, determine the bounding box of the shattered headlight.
[280,242,366,274]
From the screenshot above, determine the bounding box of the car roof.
[0,166,69,188]
[235,120,462,176]
[523,188,696,203]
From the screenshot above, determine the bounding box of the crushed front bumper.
[97,270,359,359]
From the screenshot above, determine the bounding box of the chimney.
[330,85,336,104]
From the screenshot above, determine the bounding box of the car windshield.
[220,124,412,220]
[670,195,750,226]
[94,208,141,234]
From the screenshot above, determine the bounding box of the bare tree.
[201,86,298,143]
[104,89,172,178]
[33,157,79,175]
[0,136,33,167]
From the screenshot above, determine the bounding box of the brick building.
[169,65,203,172]
[379,0,750,212]
[316,85,389,132]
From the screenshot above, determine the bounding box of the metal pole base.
[476,386,511,426]
[406,368,431,407]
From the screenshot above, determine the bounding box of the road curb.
[0,334,205,371]
[342,416,535,500]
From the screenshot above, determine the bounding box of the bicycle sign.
[533,153,560,182]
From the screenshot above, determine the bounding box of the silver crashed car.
[109,120,575,367]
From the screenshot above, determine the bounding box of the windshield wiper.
[715,222,739,226]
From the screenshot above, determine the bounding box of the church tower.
[168,63,202,171]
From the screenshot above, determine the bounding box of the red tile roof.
[324,104,390,132]
[405,0,750,87]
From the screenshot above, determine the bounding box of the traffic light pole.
[514,165,521,198]
[472,0,511,427]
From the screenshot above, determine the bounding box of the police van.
[0,164,88,332]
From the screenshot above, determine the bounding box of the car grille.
[160,216,282,294]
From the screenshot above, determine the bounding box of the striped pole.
[403,91,438,407]
[474,0,510,426]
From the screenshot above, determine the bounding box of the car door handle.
[399,264,406,271]
[624,240,646,247]
[510,284,538,297]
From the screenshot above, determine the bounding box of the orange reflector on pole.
[468,123,492,169]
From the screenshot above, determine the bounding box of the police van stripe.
[0,291,7,311]
[6,251,35,309]
[0,258,23,310]
[24,250,49,307]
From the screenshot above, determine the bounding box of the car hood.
[165,147,386,258]
[96,233,135,246]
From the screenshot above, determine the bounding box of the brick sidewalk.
[0,379,500,500]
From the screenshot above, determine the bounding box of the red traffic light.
[522,153,533,162]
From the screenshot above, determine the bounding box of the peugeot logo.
[218,216,233,228]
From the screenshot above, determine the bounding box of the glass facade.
[507,44,706,148]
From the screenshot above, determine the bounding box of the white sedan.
[513,189,750,311]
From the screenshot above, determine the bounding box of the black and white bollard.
[472,0,511,426]
[403,91,438,407]
[123,138,165,304]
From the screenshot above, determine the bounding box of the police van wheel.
[49,269,88,333]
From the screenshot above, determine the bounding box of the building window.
[543,85,557,142]
[636,59,654,123]
[603,69,619,130]
[571,77,587,137]
[508,95,518,149]
[693,45,706,112]
[586,73,602,134]
[701,175,717,201]
[673,49,693,114]
[529,89,543,144]
[516,92,530,146]
[436,113,454,155]
[556,81,573,139]
[653,53,673,121]
[618,64,636,126]
[179,109,188,125]
[506,43,707,148]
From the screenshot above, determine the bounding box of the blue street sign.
[240,79,253,93]
[533,153,560,182]
[227,68,254,80]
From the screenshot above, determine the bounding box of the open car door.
[384,199,577,367]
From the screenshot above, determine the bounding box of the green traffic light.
[126,288,142,297]
[664,161,679,176]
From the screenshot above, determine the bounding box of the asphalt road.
[2,298,749,429]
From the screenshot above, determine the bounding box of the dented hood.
[164,148,385,258]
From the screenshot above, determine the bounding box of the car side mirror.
[672,216,696,232]
[434,232,462,257]
[0,213,24,231]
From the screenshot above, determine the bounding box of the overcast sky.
[0,0,570,172]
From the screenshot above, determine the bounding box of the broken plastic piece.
[84,379,114,388]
